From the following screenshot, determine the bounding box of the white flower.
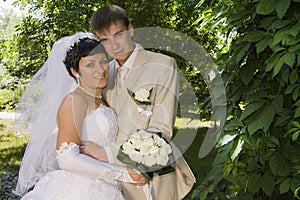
[148,145,160,154]
[143,154,157,167]
[122,142,136,154]
[137,106,153,117]
[129,153,144,163]
[121,130,173,167]
[159,144,172,157]
[137,130,153,139]
[156,154,169,166]
[154,136,166,147]
[128,136,143,145]
[134,88,151,102]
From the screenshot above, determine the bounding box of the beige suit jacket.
[104,45,195,200]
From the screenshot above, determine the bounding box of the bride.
[13,32,146,199]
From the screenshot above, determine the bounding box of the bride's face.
[78,53,109,89]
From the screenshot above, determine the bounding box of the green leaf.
[269,153,289,176]
[227,10,251,24]
[294,107,300,118]
[290,69,299,84]
[225,119,244,131]
[248,104,275,135]
[288,23,300,37]
[276,0,291,19]
[271,19,291,30]
[292,131,299,141]
[285,84,299,94]
[236,43,251,63]
[265,52,284,72]
[240,101,265,120]
[259,16,277,29]
[247,91,268,102]
[244,30,266,42]
[272,95,284,113]
[283,35,300,46]
[275,115,292,126]
[296,99,300,107]
[256,37,271,53]
[256,0,278,15]
[288,44,300,52]
[273,27,290,46]
[273,58,284,77]
[279,178,291,194]
[240,62,257,85]
[248,173,261,193]
[261,173,275,196]
[292,87,299,101]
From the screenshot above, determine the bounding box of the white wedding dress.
[21,105,128,200]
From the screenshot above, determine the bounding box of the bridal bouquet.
[117,130,174,181]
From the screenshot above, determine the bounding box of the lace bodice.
[82,105,118,145]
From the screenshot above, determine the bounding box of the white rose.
[156,154,169,166]
[140,143,152,154]
[159,144,172,157]
[154,137,166,147]
[128,137,143,145]
[143,154,157,167]
[134,88,150,102]
[137,130,152,139]
[129,153,144,163]
[148,145,160,154]
[122,142,136,154]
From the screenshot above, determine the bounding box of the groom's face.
[95,22,135,66]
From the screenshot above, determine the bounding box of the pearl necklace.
[78,86,102,99]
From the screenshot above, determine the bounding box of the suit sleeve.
[147,58,179,141]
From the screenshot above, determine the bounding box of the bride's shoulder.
[57,92,88,116]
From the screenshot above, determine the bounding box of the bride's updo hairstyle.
[64,37,108,79]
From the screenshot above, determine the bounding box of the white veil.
[13,32,97,196]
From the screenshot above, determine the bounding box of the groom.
[89,5,195,200]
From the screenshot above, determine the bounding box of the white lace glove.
[57,142,135,183]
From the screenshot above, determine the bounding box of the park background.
[0,0,300,199]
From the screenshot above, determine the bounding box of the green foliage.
[0,88,25,111]
[191,0,300,199]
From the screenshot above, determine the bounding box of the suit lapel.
[114,47,149,115]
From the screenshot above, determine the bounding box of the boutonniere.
[127,88,153,117]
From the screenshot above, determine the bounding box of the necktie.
[117,67,129,87]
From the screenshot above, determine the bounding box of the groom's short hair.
[91,5,130,35]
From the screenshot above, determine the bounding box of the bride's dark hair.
[64,37,107,79]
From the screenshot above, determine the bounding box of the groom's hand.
[80,141,108,162]
[126,167,148,186]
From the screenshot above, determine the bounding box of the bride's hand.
[80,141,108,162]
[125,167,148,186]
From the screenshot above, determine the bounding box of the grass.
[174,118,216,199]
[0,117,216,200]
[0,118,28,200]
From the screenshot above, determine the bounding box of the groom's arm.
[147,57,179,141]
